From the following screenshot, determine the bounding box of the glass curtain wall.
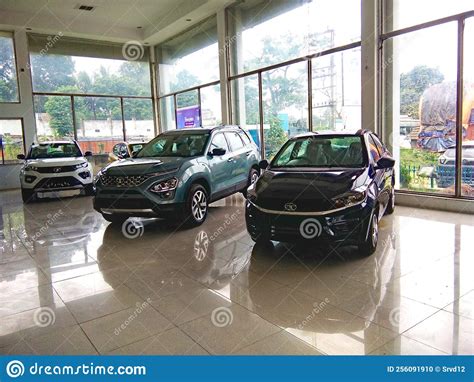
[0,31,19,103]
[228,0,362,159]
[155,16,221,130]
[382,2,473,197]
[29,34,154,154]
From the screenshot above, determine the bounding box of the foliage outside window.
[0,32,19,102]
[0,119,24,164]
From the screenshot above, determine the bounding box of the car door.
[207,133,234,197]
[224,131,248,190]
[368,134,390,212]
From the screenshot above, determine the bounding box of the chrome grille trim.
[100,174,151,187]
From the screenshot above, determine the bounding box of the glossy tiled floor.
[0,190,472,355]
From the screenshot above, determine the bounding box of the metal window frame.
[33,92,154,146]
[379,8,474,200]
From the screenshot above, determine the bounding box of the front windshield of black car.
[272,135,366,168]
[137,133,209,158]
[28,143,82,159]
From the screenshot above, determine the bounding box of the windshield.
[272,135,366,168]
[137,133,209,158]
[28,143,82,159]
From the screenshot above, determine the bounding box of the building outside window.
[0,119,24,164]
[0,31,19,103]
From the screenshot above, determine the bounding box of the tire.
[183,184,208,227]
[21,189,35,204]
[102,214,128,225]
[241,168,259,197]
[358,211,379,256]
[84,183,95,196]
[385,186,395,215]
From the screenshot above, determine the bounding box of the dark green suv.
[93,126,261,226]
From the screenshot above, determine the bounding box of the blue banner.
[0,356,472,381]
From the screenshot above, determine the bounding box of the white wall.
[0,30,36,190]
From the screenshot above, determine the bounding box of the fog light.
[79,171,91,179]
[25,175,36,183]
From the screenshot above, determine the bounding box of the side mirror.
[211,147,226,156]
[375,156,395,169]
[131,150,139,158]
[84,151,93,157]
[17,154,26,160]
[259,159,269,170]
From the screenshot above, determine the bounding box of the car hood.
[253,167,369,212]
[24,157,87,167]
[102,157,184,176]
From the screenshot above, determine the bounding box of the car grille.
[36,165,78,173]
[36,177,82,189]
[100,174,151,188]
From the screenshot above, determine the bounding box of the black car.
[245,130,395,256]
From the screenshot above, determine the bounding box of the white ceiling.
[0,0,234,45]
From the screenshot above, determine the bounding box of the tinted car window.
[225,132,245,151]
[210,133,229,152]
[28,143,82,159]
[138,133,209,158]
[272,136,365,168]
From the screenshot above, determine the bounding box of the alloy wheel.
[191,190,207,221]
[371,214,378,248]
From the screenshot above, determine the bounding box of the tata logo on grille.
[284,202,297,212]
[53,167,62,173]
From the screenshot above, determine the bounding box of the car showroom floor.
[0,190,472,355]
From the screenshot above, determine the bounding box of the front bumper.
[93,186,184,218]
[245,200,372,244]
[21,170,93,192]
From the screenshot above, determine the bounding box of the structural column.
[216,8,230,125]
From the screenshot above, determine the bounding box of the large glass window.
[312,48,361,132]
[123,98,155,142]
[384,23,458,195]
[74,96,123,154]
[231,75,261,149]
[30,55,151,97]
[200,84,222,127]
[263,62,308,159]
[227,0,361,75]
[155,17,219,95]
[384,0,473,32]
[34,95,74,141]
[0,119,24,164]
[159,96,176,132]
[0,32,19,102]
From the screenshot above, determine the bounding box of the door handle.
[245,151,252,156]
[227,157,234,162]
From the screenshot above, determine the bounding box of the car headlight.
[149,177,179,193]
[332,190,367,209]
[74,162,89,169]
[24,164,39,172]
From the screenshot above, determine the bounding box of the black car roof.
[160,125,246,135]
[290,129,371,140]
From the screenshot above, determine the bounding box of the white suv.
[18,141,94,203]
